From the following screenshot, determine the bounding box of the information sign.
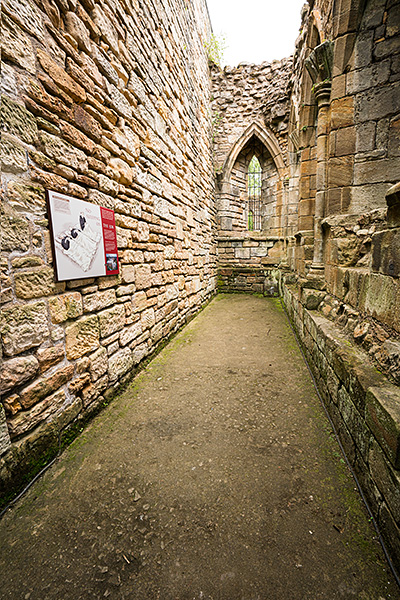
[46,190,119,282]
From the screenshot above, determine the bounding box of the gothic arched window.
[247,155,262,231]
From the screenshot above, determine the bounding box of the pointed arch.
[221,122,286,184]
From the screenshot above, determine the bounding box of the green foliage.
[204,33,226,67]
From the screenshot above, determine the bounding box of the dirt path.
[1,294,399,600]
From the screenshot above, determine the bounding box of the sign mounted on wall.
[46,190,119,282]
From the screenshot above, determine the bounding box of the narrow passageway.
[0,294,398,600]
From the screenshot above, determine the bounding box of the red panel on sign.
[100,206,119,275]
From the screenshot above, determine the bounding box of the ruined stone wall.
[0,0,216,499]
[211,60,291,173]
[210,60,294,292]
[286,0,400,351]
[281,0,400,571]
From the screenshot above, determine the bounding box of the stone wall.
[0,0,216,500]
[282,278,400,573]
[211,59,291,174]
[211,59,294,292]
[283,0,400,380]
[1,0,400,574]
[280,0,400,573]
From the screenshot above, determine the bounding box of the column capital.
[313,80,332,108]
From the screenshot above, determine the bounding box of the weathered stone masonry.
[1,0,400,577]
[1,0,216,499]
[211,59,294,294]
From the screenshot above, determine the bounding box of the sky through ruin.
[206,0,306,66]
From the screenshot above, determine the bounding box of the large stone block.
[36,346,65,373]
[374,36,400,60]
[350,182,391,213]
[14,267,56,299]
[2,0,45,42]
[0,356,39,394]
[89,347,108,382]
[8,388,66,439]
[1,14,36,74]
[6,182,46,217]
[19,364,73,409]
[121,264,135,284]
[334,127,356,156]
[141,308,156,330]
[59,120,95,154]
[327,156,354,187]
[1,95,38,144]
[132,343,148,365]
[372,229,400,277]
[36,48,86,103]
[83,289,117,313]
[330,97,354,129]
[90,45,119,86]
[369,441,400,525]
[105,81,132,120]
[135,264,152,290]
[91,5,119,54]
[39,131,88,173]
[73,105,102,143]
[99,304,126,338]
[388,117,400,158]
[366,385,400,469]
[1,136,28,173]
[0,302,49,356]
[119,322,142,346]
[81,375,108,406]
[108,347,133,383]
[65,315,100,360]
[49,293,83,324]
[132,291,148,312]
[109,158,133,184]
[355,82,400,123]
[1,212,30,251]
[65,11,91,53]
[354,157,400,186]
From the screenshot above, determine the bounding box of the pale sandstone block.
[49,293,83,324]
[65,315,100,360]
[0,356,39,394]
[0,302,49,356]
[89,347,108,381]
[99,304,126,338]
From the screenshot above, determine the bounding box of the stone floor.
[1,294,399,600]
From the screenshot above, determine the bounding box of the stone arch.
[221,122,286,185]
[216,123,288,238]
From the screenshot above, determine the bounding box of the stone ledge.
[366,386,400,469]
[217,234,283,242]
[218,265,279,273]
[284,284,400,471]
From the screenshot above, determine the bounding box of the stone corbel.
[305,40,334,85]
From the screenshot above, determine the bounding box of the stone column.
[309,81,331,273]
[281,176,290,267]
[305,41,333,277]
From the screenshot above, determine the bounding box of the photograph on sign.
[47,190,119,282]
